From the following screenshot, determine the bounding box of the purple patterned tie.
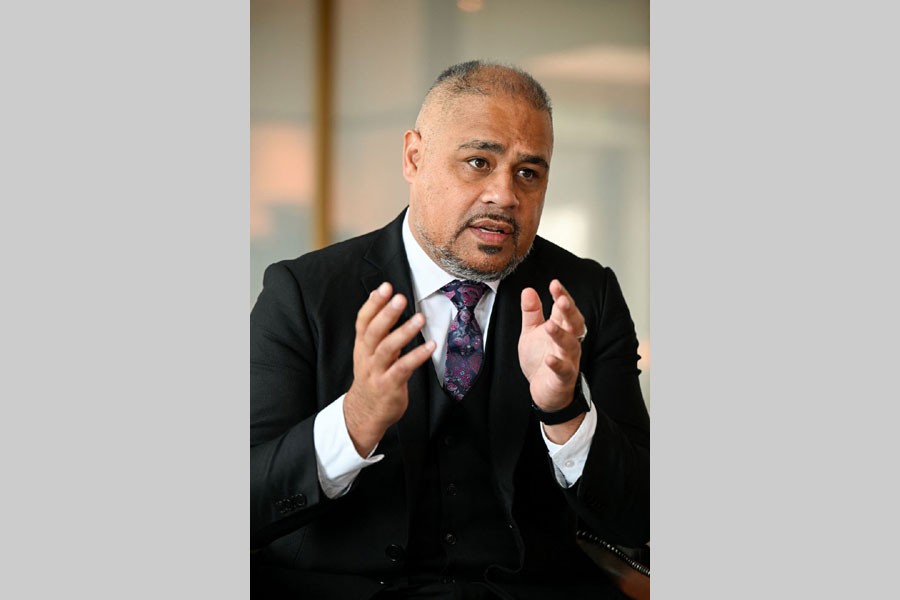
[441,279,489,401]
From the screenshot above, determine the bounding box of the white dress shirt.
[313,212,597,499]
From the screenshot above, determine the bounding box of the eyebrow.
[457,139,549,170]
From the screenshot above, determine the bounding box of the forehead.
[432,93,553,158]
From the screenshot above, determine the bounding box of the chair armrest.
[576,530,650,600]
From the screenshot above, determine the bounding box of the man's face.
[403,93,553,281]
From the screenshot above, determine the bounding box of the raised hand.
[518,279,586,429]
[344,282,436,457]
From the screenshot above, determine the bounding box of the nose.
[480,172,518,208]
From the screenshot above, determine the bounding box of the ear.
[402,129,422,183]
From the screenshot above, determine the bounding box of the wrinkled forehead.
[424,92,554,153]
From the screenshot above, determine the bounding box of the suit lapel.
[360,210,430,513]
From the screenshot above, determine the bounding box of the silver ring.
[577,325,588,343]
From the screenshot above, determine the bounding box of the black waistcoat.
[403,343,520,583]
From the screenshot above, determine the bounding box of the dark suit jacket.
[250,209,649,598]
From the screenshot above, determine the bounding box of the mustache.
[457,213,520,238]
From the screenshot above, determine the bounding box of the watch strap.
[531,378,591,425]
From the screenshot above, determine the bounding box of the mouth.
[465,216,518,245]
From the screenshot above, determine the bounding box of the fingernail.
[377,282,391,298]
[391,294,405,309]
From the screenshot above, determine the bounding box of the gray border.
[2,2,248,597]
[652,1,898,596]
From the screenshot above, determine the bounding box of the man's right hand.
[344,281,436,457]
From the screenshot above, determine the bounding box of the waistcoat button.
[384,544,405,562]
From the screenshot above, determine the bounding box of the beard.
[414,212,532,282]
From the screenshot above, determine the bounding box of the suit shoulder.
[526,237,628,311]
[531,236,611,277]
[269,227,383,283]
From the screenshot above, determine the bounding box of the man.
[251,61,649,599]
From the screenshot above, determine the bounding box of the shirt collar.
[401,210,500,303]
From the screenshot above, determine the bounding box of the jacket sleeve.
[564,266,650,548]
[250,261,330,550]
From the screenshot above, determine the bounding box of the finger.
[548,279,585,335]
[548,297,584,336]
[544,318,582,355]
[549,278,571,303]
[385,339,438,384]
[520,287,545,330]
[544,353,580,384]
[355,282,393,336]
[362,293,408,351]
[371,312,427,368]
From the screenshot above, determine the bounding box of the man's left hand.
[519,279,585,413]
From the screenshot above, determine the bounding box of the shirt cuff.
[313,394,384,499]
[540,377,597,488]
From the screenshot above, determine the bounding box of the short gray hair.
[421,60,552,120]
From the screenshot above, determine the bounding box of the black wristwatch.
[531,378,591,425]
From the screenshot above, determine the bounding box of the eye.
[518,168,538,181]
[467,157,489,170]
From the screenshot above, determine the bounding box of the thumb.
[520,287,545,330]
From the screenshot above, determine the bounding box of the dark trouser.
[252,563,628,600]
[373,581,500,600]
[373,579,630,600]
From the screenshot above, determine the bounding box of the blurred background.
[251,0,650,406]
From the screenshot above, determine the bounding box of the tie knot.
[441,280,488,310]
